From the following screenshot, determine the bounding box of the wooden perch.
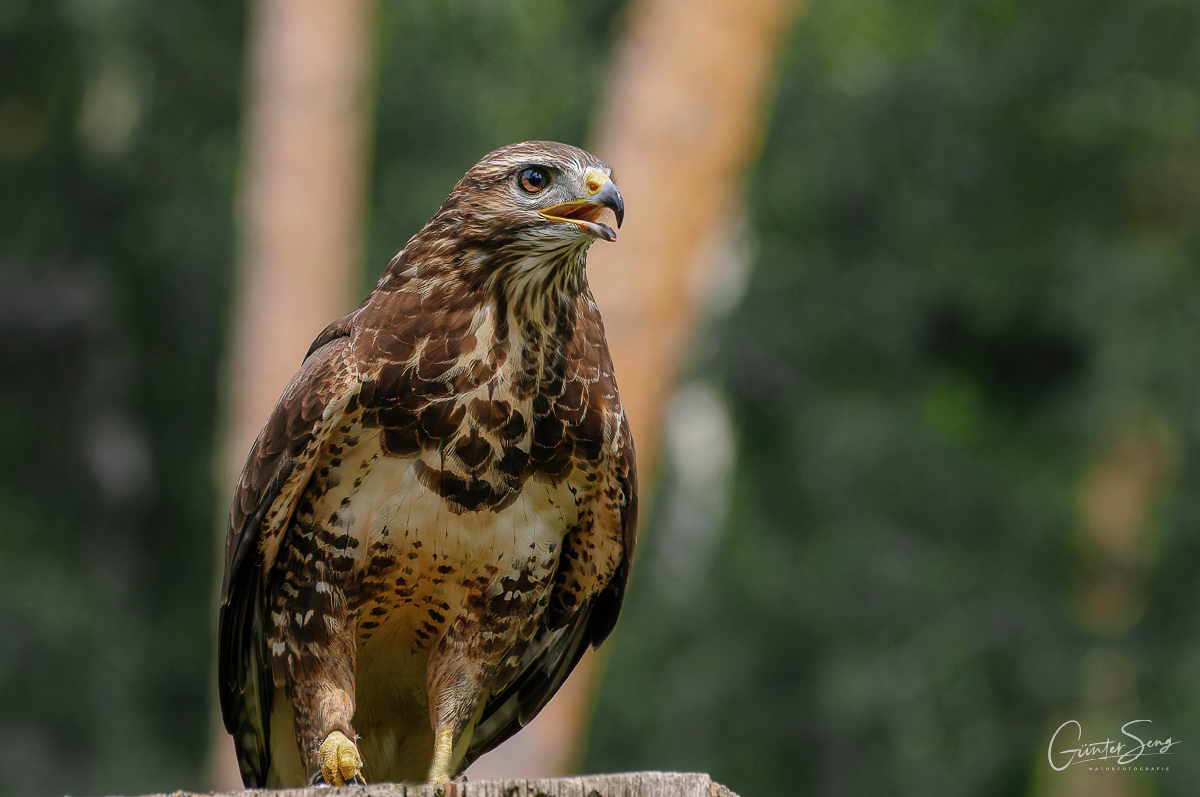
[132,772,738,797]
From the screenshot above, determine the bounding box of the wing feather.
[217,333,358,786]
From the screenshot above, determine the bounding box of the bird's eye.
[518,167,551,194]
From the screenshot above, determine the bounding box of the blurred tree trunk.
[465,0,804,780]
[209,0,376,789]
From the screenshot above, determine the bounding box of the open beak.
[538,175,624,242]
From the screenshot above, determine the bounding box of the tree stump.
[129,772,738,797]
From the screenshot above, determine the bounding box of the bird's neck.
[472,248,592,399]
[490,241,590,314]
[496,267,583,372]
[381,227,594,382]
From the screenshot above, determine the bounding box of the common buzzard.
[218,141,637,786]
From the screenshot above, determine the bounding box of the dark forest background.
[3,1,1200,796]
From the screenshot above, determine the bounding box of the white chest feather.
[325,428,582,576]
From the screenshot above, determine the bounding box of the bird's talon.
[318,730,364,787]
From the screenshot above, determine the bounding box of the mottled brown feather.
[218,336,360,785]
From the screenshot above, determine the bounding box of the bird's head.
[428,141,623,255]
[389,142,623,304]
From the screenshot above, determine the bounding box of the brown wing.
[461,413,638,770]
[218,329,359,787]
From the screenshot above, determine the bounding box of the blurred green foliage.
[4,0,1200,796]
[0,2,242,795]
[586,0,1200,795]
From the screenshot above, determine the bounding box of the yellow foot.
[318,730,364,786]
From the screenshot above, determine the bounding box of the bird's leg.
[277,573,364,786]
[296,680,363,786]
[424,630,498,783]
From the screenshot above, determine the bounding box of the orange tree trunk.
[465,0,805,779]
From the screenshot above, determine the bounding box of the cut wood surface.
[127,772,738,797]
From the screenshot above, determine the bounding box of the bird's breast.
[301,426,582,653]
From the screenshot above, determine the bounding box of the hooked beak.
[538,170,624,242]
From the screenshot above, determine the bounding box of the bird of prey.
[218,141,637,787]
